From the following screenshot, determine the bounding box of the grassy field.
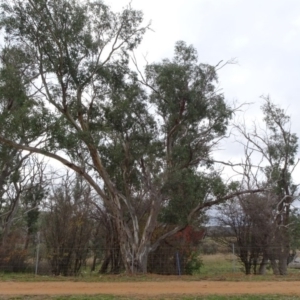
[1,253,300,282]
[200,253,235,275]
[199,253,300,280]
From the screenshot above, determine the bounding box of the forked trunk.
[121,241,150,273]
[114,210,151,273]
[112,193,163,274]
[131,249,149,273]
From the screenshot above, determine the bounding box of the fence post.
[232,243,235,272]
[176,251,181,276]
[35,231,40,275]
[131,250,134,274]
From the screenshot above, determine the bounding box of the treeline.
[0,0,299,275]
[0,169,203,275]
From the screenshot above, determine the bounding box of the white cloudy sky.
[110,0,300,180]
[110,0,300,111]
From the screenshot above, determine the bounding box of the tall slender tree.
[235,98,299,275]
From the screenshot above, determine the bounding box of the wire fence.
[0,243,298,276]
[0,247,199,276]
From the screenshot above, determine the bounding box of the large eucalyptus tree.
[0,0,262,272]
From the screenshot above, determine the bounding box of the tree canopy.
[0,0,296,274]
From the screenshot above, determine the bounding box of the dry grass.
[202,253,233,263]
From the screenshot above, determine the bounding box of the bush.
[185,250,203,274]
[0,235,28,272]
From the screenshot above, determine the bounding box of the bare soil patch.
[1,281,300,296]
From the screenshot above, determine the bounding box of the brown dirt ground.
[1,281,300,296]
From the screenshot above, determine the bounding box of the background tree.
[289,210,300,253]
[229,98,300,275]
[0,153,47,271]
[89,203,123,274]
[42,173,94,276]
[216,194,277,275]
[0,42,44,246]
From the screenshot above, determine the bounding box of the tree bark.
[270,258,280,275]
[258,255,268,275]
[278,251,289,275]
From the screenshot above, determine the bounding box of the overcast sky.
[110,0,300,180]
[111,0,300,108]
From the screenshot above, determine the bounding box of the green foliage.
[0,0,233,218]
[160,170,226,225]
[0,45,48,145]
[23,185,45,236]
[262,99,298,194]
[289,210,300,251]
[148,42,232,226]
[0,0,252,274]
[0,0,147,152]
[185,250,203,275]
[160,170,207,224]
[147,40,231,144]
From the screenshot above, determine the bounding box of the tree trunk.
[258,255,268,275]
[278,257,287,275]
[91,254,97,272]
[23,231,30,251]
[136,247,150,273]
[111,197,153,274]
[270,258,279,275]
[99,253,111,274]
[121,244,149,273]
[278,251,289,275]
[244,261,252,275]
